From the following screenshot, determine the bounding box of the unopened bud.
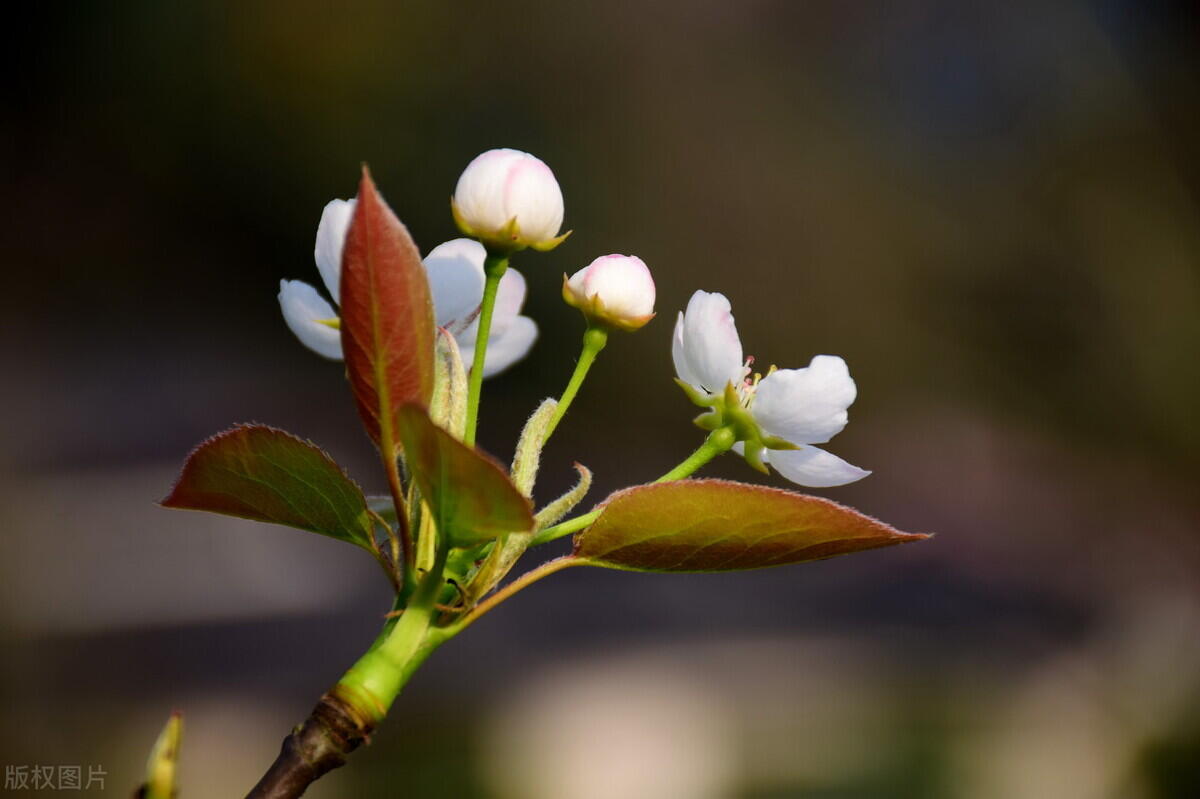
[451,148,567,252]
[563,254,656,331]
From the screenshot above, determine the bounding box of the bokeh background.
[4,1,1199,796]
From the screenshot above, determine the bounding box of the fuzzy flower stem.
[462,254,508,447]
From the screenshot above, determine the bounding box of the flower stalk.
[463,254,508,446]
[545,325,608,440]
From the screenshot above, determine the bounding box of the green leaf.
[340,166,437,451]
[574,479,929,572]
[162,425,376,550]
[396,404,534,547]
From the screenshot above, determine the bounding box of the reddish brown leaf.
[340,166,437,450]
[161,425,375,549]
[574,479,929,572]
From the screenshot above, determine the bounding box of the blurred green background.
[3,1,1199,796]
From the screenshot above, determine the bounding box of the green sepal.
[723,380,742,408]
[449,196,477,240]
[451,198,568,254]
[741,439,770,474]
[561,274,654,331]
[530,229,572,252]
[674,377,720,408]
[451,199,521,253]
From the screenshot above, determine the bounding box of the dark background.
[3,1,1199,796]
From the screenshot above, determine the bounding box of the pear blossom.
[451,148,566,251]
[279,200,537,378]
[672,290,870,488]
[563,254,656,331]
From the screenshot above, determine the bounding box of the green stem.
[656,426,735,481]
[530,426,736,546]
[544,325,608,441]
[247,547,451,798]
[383,450,414,586]
[336,545,449,720]
[529,510,599,547]
[463,254,508,447]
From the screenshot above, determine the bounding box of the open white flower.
[279,200,537,378]
[451,148,567,252]
[672,290,870,488]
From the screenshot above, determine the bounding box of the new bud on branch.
[563,254,657,331]
[451,148,568,252]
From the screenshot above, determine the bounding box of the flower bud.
[563,254,656,331]
[451,148,568,252]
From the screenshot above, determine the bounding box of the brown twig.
[245,691,375,799]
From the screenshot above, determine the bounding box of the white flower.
[672,290,870,488]
[563,254,656,331]
[451,148,567,251]
[279,200,537,378]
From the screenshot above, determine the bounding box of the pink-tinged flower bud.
[451,148,568,252]
[563,254,657,331]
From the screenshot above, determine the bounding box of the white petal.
[454,149,526,234]
[502,157,564,242]
[765,445,870,488]
[752,355,857,445]
[493,267,528,335]
[313,199,356,305]
[681,291,744,394]
[459,315,538,378]
[278,280,343,361]
[672,312,704,390]
[458,267,527,344]
[423,238,486,329]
